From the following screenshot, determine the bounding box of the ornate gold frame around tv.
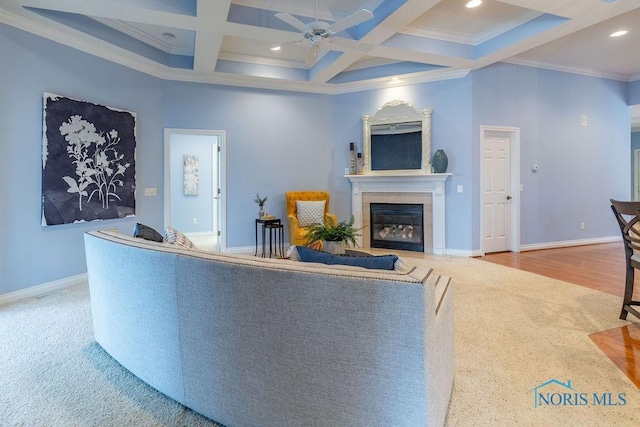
[362,100,432,174]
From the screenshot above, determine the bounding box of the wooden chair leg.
[620,265,635,320]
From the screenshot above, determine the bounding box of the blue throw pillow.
[296,246,398,270]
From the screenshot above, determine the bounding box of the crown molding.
[331,68,470,95]
[401,11,541,46]
[503,58,630,82]
[91,17,193,56]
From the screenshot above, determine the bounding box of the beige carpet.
[1,254,639,426]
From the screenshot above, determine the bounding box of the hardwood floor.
[479,243,640,388]
[590,324,640,388]
[479,242,637,299]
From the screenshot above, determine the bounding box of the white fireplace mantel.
[346,172,451,255]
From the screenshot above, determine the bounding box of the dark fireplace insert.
[369,203,424,252]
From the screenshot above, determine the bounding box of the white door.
[482,133,512,253]
[164,129,226,251]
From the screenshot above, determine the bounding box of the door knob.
[506,195,512,200]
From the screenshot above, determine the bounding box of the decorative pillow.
[296,200,325,227]
[295,245,398,270]
[163,226,197,249]
[133,223,163,242]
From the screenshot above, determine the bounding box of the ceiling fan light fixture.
[274,1,374,67]
[610,30,628,38]
[466,0,482,8]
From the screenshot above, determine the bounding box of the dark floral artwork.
[42,93,136,226]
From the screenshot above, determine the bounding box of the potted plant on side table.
[254,193,267,219]
[305,216,363,255]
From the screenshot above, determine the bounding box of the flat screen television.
[370,121,422,171]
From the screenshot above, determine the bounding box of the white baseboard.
[448,236,621,258]
[519,236,620,252]
[446,249,477,257]
[0,273,88,307]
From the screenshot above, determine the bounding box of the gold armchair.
[285,191,338,246]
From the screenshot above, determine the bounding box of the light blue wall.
[0,23,164,294]
[162,82,335,247]
[332,78,474,251]
[630,80,640,105]
[473,63,629,248]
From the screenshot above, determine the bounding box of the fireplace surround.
[346,173,451,254]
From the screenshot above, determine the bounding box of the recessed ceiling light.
[610,30,628,38]
[466,0,482,8]
[270,46,281,51]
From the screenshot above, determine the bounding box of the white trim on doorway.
[480,126,521,255]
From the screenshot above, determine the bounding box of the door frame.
[164,128,227,251]
[479,125,521,255]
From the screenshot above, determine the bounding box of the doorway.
[480,126,520,255]
[164,129,226,251]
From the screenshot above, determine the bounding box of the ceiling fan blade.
[330,37,373,53]
[305,44,321,67]
[275,12,312,33]
[328,9,373,34]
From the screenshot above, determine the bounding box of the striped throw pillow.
[163,226,197,249]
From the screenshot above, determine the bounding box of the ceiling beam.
[193,1,231,73]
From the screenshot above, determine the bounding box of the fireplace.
[346,173,450,254]
[370,203,424,252]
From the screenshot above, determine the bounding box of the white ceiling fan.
[275,0,374,67]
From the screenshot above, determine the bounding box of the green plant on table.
[305,216,363,248]
[254,193,267,207]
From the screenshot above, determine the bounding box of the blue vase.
[432,149,448,173]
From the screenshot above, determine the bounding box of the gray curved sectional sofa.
[84,230,454,426]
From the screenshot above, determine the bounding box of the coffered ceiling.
[1,0,639,94]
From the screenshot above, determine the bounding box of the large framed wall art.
[42,93,137,226]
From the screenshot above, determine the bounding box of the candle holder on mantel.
[349,142,356,175]
[356,152,364,175]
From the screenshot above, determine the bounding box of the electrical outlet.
[144,187,157,196]
[581,115,588,126]
[580,222,585,230]
[192,218,198,224]
[457,185,463,193]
